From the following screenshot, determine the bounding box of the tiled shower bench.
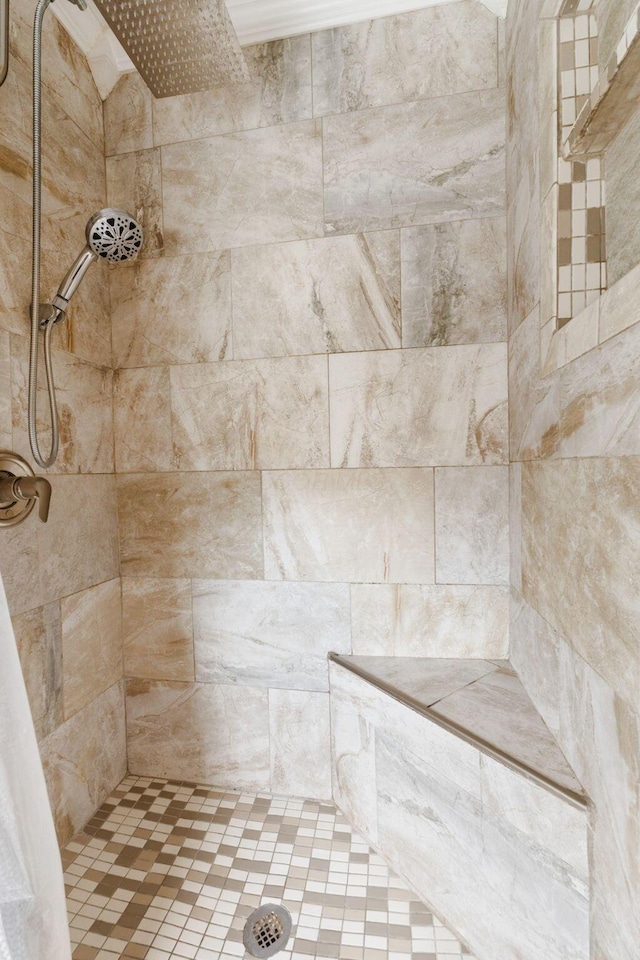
[328,655,590,960]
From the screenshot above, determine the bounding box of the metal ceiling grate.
[92,0,250,98]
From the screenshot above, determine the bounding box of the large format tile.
[152,36,312,145]
[41,681,126,846]
[103,71,153,157]
[162,121,324,254]
[341,655,498,707]
[61,579,123,721]
[11,336,114,475]
[435,466,510,585]
[231,232,400,358]
[329,345,508,467]
[38,475,119,605]
[430,667,584,795]
[114,367,174,473]
[125,679,270,789]
[0,329,11,449]
[330,688,379,842]
[312,1,498,117]
[558,319,640,458]
[521,457,640,710]
[508,303,561,461]
[117,472,263,579]
[12,602,63,742]
[106,148,164,258]
[192,580,350,690]
[170,356,329,470]
[376,734,589,960]
[110,252,232,368]
[350,583,509,657]
[269,689,332,799]
[263,468,434,584]
[122,578,194,682]
[401,218,507,347]
[323,89,506,235]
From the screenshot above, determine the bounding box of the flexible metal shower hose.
[29,0,59,469]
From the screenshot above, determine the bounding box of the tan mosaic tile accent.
[64,777,476,960]
[555,0,607,330]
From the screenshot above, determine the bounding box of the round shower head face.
[86,209,143,263]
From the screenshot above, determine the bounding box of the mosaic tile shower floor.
[63,777,476,960]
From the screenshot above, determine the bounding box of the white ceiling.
[52,0,507,99]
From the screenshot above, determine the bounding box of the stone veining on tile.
[170,356,329,470]
[329,345,508,468]
[232,232,400,358]
[401,218,507,347]
[122,578,195,682]
[312,2,498,117]
[263,468,435,584]
[192,579,350,690]
[323,89,506,235]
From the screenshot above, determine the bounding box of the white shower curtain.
[0,574,71,960]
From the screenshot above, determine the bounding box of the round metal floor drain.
[243,903,292,958]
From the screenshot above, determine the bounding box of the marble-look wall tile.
[510,463,523,592]
[162,121,323,254]
[558,304,640,459]
[323,89,506,235]
[41,15,103,153]
[122,578,194,682]
[312,1,498,117]
[11,336,114,474]
[61,579,123,721]
[192,580,350,690]
[106,148,164,258]
[38,475,119,605]
[126,679,270,789]
[401,218,507,347]
[170,356,329,470]
[507,161,540,334]
[509,303,561,461]
[0,521,42,617]
[41,681,126,846]
[375,733,588,960]
[152,36,312,145]
[479,753,588,880]
[104,72,153,157]
[269,689,332,799]
[349,583,509,657]
[329,344,508,468]
[110,252,232,368]
[232,232,400,358]
[263,468,434,584]
[118,472,263,579]
[0,329,11,449]
[330,689,379,843]
[522,457,640,710]
[511,592,640,960]
[329,660,483,797]
[435,466,510,585]
[114,367,174,472]
[12,602,63,742]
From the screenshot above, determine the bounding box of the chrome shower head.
[54,209,143,309]
[85,208,144,263]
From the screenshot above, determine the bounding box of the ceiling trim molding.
[51,0,506,99]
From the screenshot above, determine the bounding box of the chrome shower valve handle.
[0,452,52,526]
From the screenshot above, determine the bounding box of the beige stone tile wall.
[507,1,640,956]
[105,1,509,803]
[0,0,125,846]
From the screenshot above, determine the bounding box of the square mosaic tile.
[63,777,476,960]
